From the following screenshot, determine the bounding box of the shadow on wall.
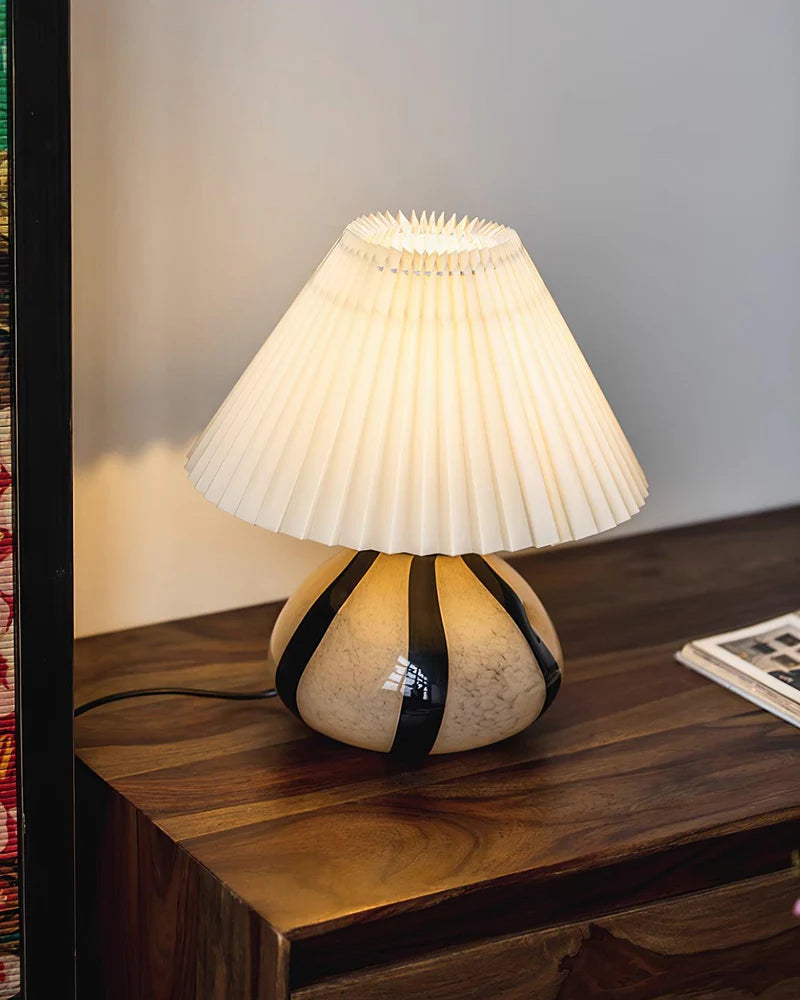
[73,440,333,638]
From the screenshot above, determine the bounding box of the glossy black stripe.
[462,554,562,714]
[390,555,449,756]
[275,550,380,718]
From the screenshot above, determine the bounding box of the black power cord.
[74,686,278,717]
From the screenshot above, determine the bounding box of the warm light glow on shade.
[187,211,647,555]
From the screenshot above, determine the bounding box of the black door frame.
[11,1,75,996]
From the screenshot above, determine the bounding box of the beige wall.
[72,0,800,637]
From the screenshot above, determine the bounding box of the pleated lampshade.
[187,211,647,555]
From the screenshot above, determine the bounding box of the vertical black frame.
[10,1,74,998]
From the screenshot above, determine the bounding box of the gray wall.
[72,0,800,635]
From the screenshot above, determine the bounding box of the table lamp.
[187,211,647,755]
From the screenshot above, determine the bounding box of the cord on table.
[74,686,278,717]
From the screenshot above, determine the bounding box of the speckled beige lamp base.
[268,550,563,755]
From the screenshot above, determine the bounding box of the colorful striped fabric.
[0,1,19,995]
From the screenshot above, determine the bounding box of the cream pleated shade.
[187,211,647,555]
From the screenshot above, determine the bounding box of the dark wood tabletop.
[75,506,800,998]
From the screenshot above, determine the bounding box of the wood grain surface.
[77,762,289,1000]
[294,870,800,1000]
[75,506,800,996]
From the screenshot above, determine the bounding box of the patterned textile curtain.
[0,2,20,996]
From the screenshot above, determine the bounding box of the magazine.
[675,612,800,728]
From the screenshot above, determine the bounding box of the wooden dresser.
[75,507,800,999]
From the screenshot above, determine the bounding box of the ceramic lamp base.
[268,550,563,755]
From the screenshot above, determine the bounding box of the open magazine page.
[678,612,800,728]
